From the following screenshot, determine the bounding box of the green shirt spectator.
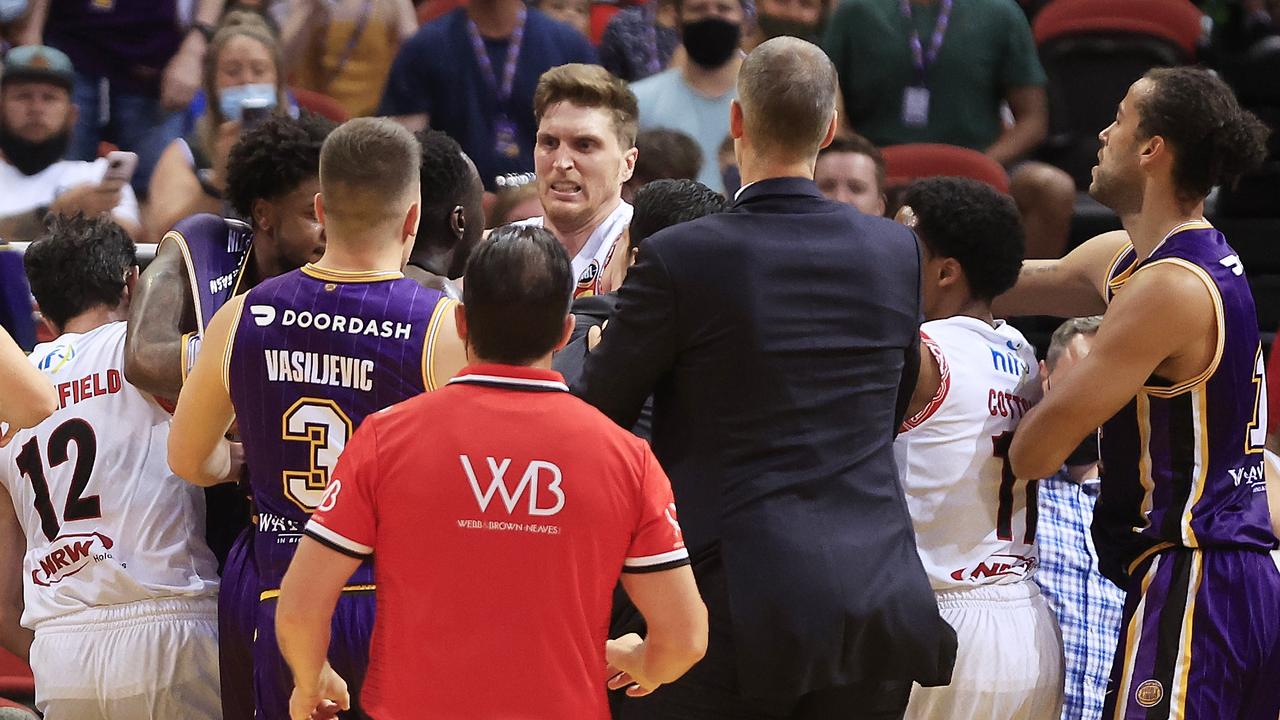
[823,0,1046,151]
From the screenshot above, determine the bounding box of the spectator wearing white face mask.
[146,11,290,243]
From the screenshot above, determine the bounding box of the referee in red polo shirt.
[275,225,708,720]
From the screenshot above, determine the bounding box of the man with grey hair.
[1032,316,1125,720]
[579,37,955,719]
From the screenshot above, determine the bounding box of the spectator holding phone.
[0,45,142,241]
[147,11,288,243]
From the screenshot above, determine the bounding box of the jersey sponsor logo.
[1228,462,1265,489]
[989,346,1029,377]
[317,480,341,513]
[988,389,1032,419]
[248,304,413,339]
[36,343,75,373]
[264,350,374,390]
[54,369,124,410]
[948,553,1036,583]
[460,455,566,517]
[1219,254,1244,276]
[209,269,238,295]
[258,511,302,535]
[1135,679,1163,708]
[31,531,115,587]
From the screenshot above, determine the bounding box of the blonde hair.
[533,64,639,148]
[197,11,286,154]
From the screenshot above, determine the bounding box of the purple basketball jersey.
[167,213,254,334]
[226,265,450,592]
[1095,222,1277,584]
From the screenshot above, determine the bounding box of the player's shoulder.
[167,212,246,241]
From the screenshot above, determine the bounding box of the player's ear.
[554,314,576,352]
[453,302,469,345]
[450,205,465,240]
[403,202,421,242]
[937,257,962,288]
[729,100,745,140]
[252,198,273,236]
[314,193,327,226]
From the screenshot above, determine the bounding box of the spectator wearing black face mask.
[630,0,745,193]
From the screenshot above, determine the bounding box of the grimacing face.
[534,102,637,232]
[1090,78,1153,216]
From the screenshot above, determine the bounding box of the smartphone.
[241,97,274,131]
[102,151,139,185]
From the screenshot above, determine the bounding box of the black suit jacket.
[577,177,955,700]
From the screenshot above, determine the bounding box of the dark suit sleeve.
[575,242,678,429]
[893,231,925,433]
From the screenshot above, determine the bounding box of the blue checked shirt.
[1035,469,1126,720]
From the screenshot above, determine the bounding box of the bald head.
[737,37,838,160]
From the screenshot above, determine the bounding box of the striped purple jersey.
[167,214,254,333]
[1094,222,1277,584]
[225,265,454,591]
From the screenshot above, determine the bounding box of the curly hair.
[1138,67,1271,204]
[24,214,136,329]
[226,111,335,220]
[902,177,1024,302]
[417,130,472,214]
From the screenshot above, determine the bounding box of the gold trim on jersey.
[1105,242,1137,302]
[221,299,248,394]
[300,264,403,283]
[1127,541,1174,577]
[1113,556,1163,720]
[1136,259,1225,398]
[1179,388,1210,546]
[1134,393,1156,533]
[1246,344,1266,456]
[424,298,460,391]
[180,331,197,382]
[165,230,207,335]
[1169,551,1204,718]
[260,583,375,602]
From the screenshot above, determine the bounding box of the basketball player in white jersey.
[894,178,1063,719]
[0,216,223,720]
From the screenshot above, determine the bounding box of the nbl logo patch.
[1135,679,1163,708]
[577,261,601,290]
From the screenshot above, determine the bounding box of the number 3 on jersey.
[282,398,353,512]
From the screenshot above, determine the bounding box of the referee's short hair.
[463,225,573,365]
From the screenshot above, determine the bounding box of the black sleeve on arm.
[893,231,925,433]
[574,241,679,429]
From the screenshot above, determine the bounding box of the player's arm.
[124,236,195,401]
[276,537,356,720]
[1009,262,1216,479]
[0,326,56,444]
[0,483,32,661]
[902,335,941,424]
[991,230,1131,318]
[168,294,244,487]
[609,565,707,696]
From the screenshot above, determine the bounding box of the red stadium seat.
[1032,0,1203,189]
[290,87,351,123]
[1032,0,1202,58]
[0,649,33,698]
[418,0,467,25]
[881,144,1011,195]
[590,3,622,45]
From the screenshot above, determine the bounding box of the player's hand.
[289,663,350,720]
[587,320,608,352]
[605,632,659,697]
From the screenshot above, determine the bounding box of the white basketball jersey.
[895,317,1043,593]
[0,322,218,629]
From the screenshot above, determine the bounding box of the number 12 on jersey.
[992,431,1038,544]
[281,398,353,512]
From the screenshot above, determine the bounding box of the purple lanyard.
[466,6,527,108]
[899,0,953,85]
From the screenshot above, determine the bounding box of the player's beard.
[1089,161,1144,216]
[0,121,71,176]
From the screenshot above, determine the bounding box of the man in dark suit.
[578,37,956,719]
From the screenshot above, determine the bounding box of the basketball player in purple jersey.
[169,118,467,720]
[124,112,333,720]
[1004,68,1280,719]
